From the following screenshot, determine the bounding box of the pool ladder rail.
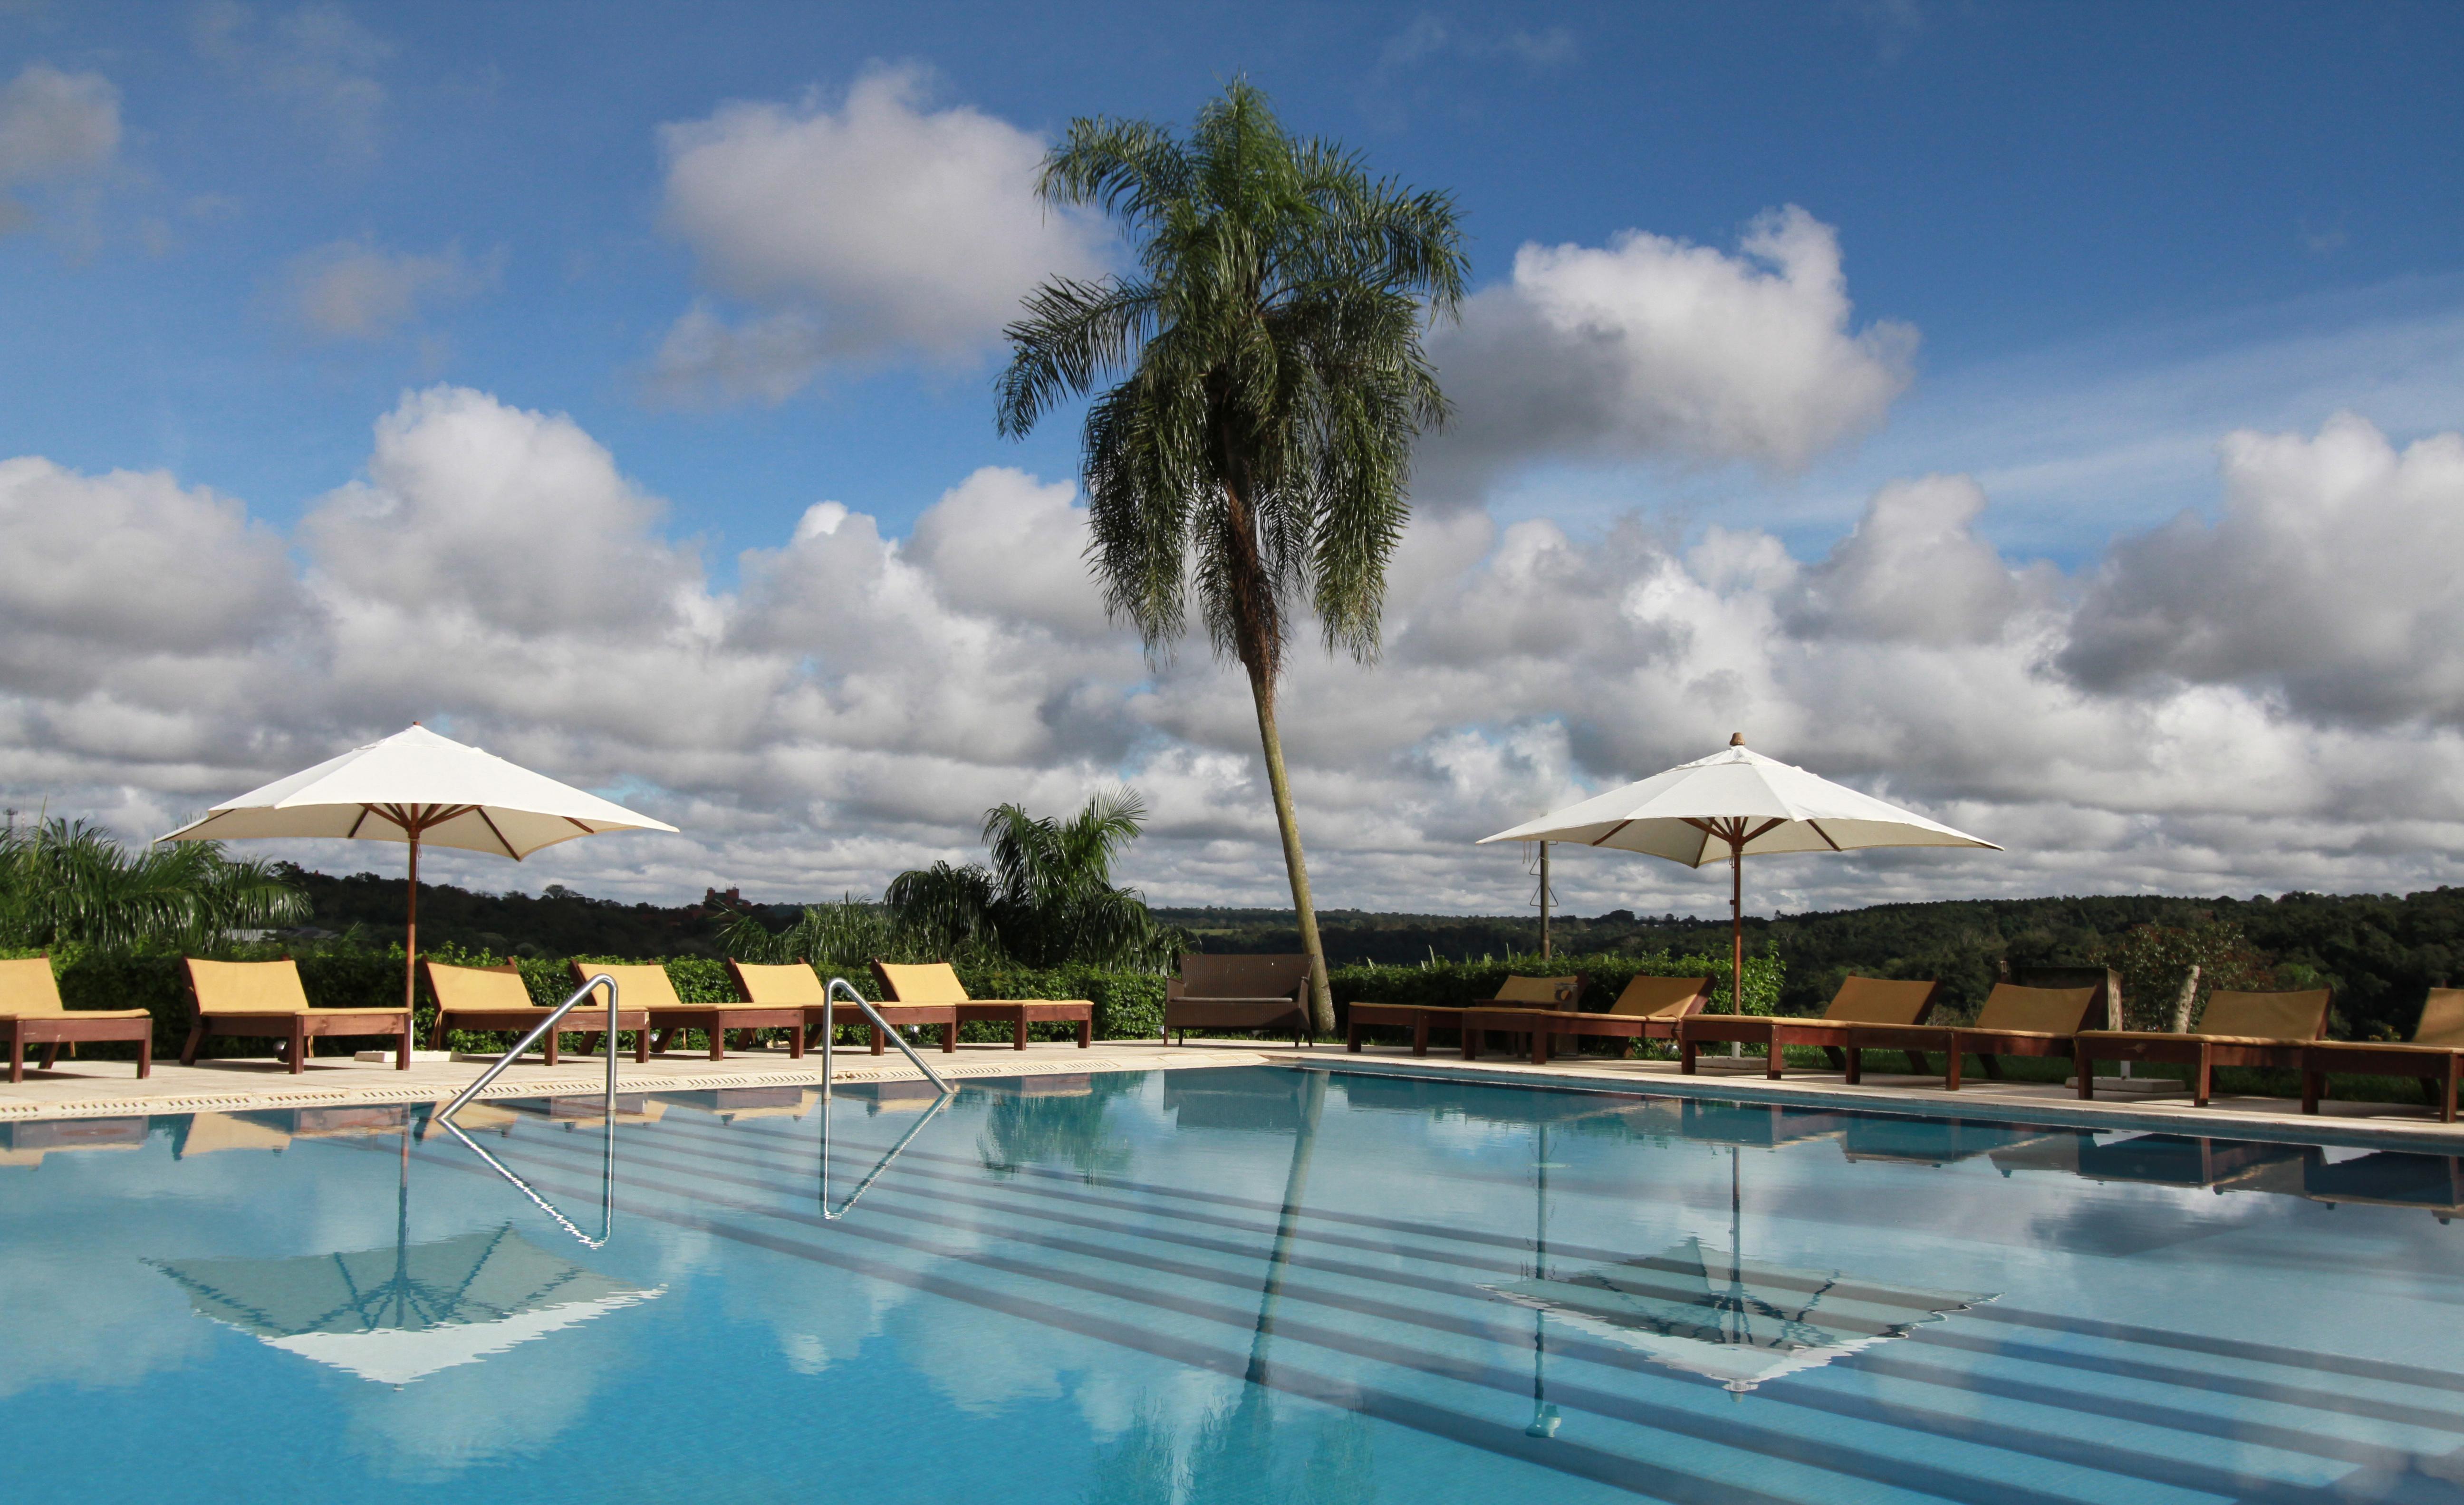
[428,971,956,1237]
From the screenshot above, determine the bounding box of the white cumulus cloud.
[1429,206,1917,490]
[0,396,2458,920]
[650,64,1108,403]
[2063,413,2464,726]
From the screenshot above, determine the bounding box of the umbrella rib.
[1803,819,1844,853]
[346,806,374,839]
[475,808,519,860]
[1586,820,1634,848]
[1745,817,1790,847]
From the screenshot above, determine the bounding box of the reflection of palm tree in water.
[1083,1071,1378,1502]
[1527,1123,1559,1437]
[975,1074,1143,1180]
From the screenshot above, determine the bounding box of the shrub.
[1327,948,1783,1019]
[15,939,1751,1062]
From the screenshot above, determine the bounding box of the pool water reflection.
[4,1066,2463,1503]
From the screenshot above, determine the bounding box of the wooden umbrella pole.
[1730,826,1745,1014]
[1539,841,1551,959]
[405,823,420,1016]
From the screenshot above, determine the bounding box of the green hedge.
[1328,948,1782,1015]
[1326,948,1783,1055]
[3,943,1165,1060]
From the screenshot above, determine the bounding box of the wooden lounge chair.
[424,960,648,1066]
[2074,988,2331,1108]
[1345,1001,1449,1056]
[1677,976,1941,1080]
[1461,974,1712,1065]
[1839,982,2106,1090]
[0,955,153,1083]
[573,962,804,1062]
[1457,974,1586,1059]
[2302,988,2464,1121]
[180,957,413,1073]
[873,961,1093,1051]
[724,959,958,1056]
[1164,953,1312,1045]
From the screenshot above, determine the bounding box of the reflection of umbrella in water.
[1488,1148,1992,1395]
[151,1223,659,1386]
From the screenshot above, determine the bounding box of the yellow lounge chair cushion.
[730,962,828,1007]
[1822,976,1937,1025]
[2413,989,2464,1047]
[572,963,686,1011]
[875,962,970,1005]
[1606,975,1708,1018]
[2199,989,2330,1040]
[0,955,142,1018]
[425,962,536,1012]
[1972,984,2101,1035]
[187,958,316,1013]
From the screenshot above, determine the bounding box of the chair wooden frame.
[872,961,1093,1051]
[180,957,412,1074]
[0,955,153,1083]
[1678,976,1942,1080]
[1460,975,1712,1065]
[2074,989,2332,1108]
[2300,987,2464,1122]
[1838,981,2111,1090]
[576,962,804,1062]
[1345,1002,1449,1056]
[424,960,648,1066]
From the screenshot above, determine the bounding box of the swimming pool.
[5,1065,2461,1503]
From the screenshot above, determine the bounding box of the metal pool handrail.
[819,975,953,1097]
[821,1087,952,1221]
[437,1110,616,1249]
[438,972,622,1121]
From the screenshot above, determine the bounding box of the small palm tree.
[716,895,901,976]
[998,82,1464,1031]
[887,788,1179,971]
[0,818,308,953]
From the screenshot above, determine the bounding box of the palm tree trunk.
[1245,662,1335,1034]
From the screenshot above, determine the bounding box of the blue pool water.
[6,1065,2464,1503]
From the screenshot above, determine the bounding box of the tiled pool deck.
[9,1036,2464,1150]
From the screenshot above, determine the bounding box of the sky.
[3,0,2464,921]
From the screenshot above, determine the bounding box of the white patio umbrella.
[153,1225,662,1385]
[158,724,678,1015]
[1479,735,1996,1013]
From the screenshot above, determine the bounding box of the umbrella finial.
[1729,732,1744,746]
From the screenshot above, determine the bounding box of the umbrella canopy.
[157,724,675,859]
[152,1225,660,1385]
[158,724,678,1021]
[1479,736,1996,1011]
[1485,1235,1993,1393]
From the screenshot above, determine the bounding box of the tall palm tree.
[998,82,1464,1032]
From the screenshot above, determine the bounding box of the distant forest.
[274,864,2464,1040]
